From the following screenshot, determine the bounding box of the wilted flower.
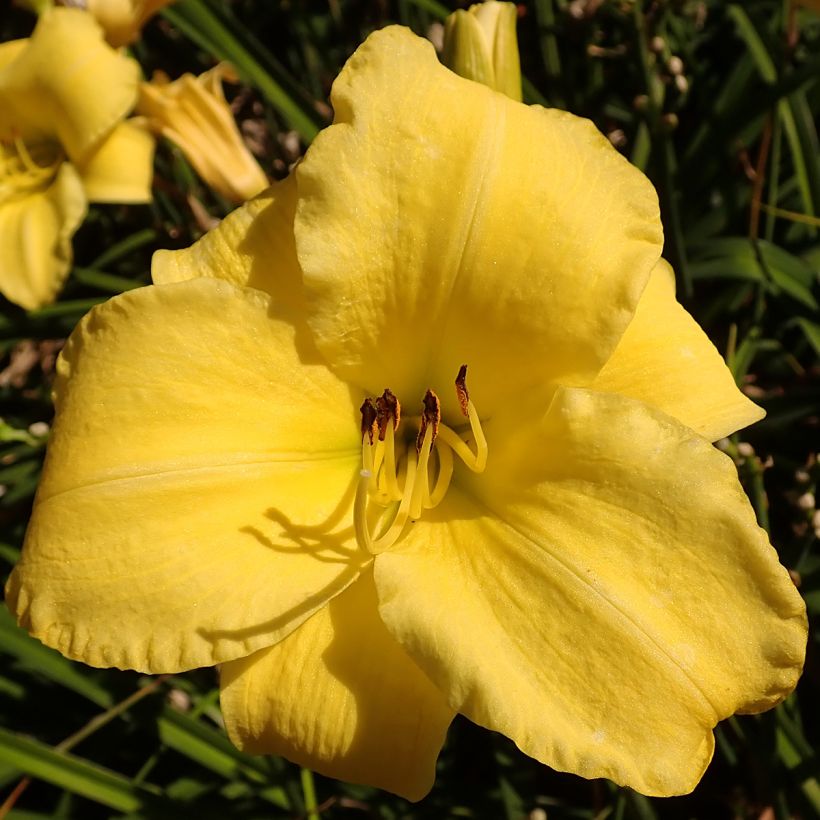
[6,26,805,801]
[138,63,268,203]
[0,8,153,310]
[443,0,521,100]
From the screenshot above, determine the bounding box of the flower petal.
[0,8,140,163]
[0,161,87,310]
[86,0,176,48]
[152,175,299,306]
[6,278,367,673]
[0,39,26,71]
[77,119,154,204]
[220,570,454,801]
[592,259,763,440]
[375,388,805,795]
[295,26,662,414]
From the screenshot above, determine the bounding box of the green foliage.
[1,0,818,817]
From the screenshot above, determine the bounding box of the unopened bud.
[443,1,522,101]
[668,55,684,75]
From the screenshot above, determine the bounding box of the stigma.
[353,365,488,555]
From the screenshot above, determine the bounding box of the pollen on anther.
[417,389,441,452]
[375,389,401,441]
[455,364,470,417]
[360,398,378,445]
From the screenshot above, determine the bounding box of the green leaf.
[0,608,113,709]
[0,727,165,814]
[162,0,322,143]
[157,708,290,809]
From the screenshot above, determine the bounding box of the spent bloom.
[137,63,269,203]
[0,8,153,310]
[6,27,806,801]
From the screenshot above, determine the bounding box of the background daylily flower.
[5,25,806,804]
[137,63,269,204]
[0,7,154,310]
[69,0,177,47]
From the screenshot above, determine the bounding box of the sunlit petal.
[375,388,805,795]
[6,278,367,672]
[77,118,154,204]
[593,259,764,441]
[0,161,86,310]
[152,174,299,308]
[0,8,141,163]
[221,571,453,801]
[295,27,662,414]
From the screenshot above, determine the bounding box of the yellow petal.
[0,161,87,310]
[0,8,140,163]
[85,0,176,47]
[6,278,367,673]
[152,175,299,307]
[77,118,155,204]
[295,26,662,415]
[375,388,805,795]
[0,39,26,71]
[137,64,268,203]
[592,259,764,441]
[221,571,454,801]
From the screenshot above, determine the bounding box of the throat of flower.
[0,137,63,204]
[354,365,488,556]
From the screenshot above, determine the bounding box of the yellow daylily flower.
[6,26,806,802]
[137,63,269,204]
[79,0,176,47]
[443,0,522,101]
[0,8,153,310]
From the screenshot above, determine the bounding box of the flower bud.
[442,1,522,101]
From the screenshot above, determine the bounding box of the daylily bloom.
[73,0,176,47]
[6,27,806,802]
[443,0,521,101]
[137,63,269,204]
[0,8,153,310]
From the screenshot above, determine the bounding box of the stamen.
[381,420,402,501]
[409,423,434,520]
[355,454,418,555]
[353,370,487,554]
[375,389,401,439]
[416,389,440,452]
[448,365,488,472]
[426,440,454,508]
[360,398,378,446]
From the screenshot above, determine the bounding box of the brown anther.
[455,364,470,417]
[375,389,401,441]
[416,389,441,453]
[360,398,378,445]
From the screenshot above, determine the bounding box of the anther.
[455,364,470,417]
[360,398,378,445]
[416,389,440,453]
[375,389,400,441]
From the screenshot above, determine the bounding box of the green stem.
[300,767,320,820]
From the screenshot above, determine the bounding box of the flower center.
[0,137,63,204]
[353,365,488,555]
